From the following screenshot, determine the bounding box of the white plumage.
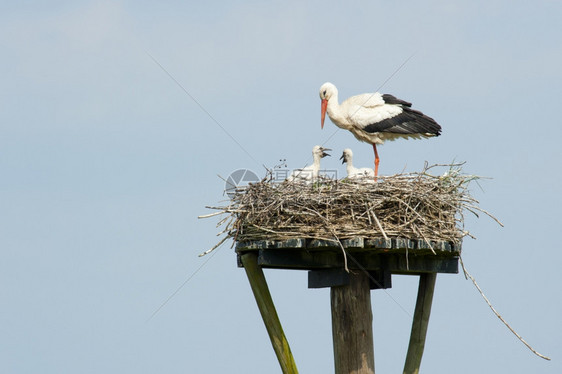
[319,82,441,178]
[340,148,375,180]
[286,145,331,184]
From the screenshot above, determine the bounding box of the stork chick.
[340,148,375,180]
[287,145,331,184]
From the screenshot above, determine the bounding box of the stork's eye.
[323,90,327,96]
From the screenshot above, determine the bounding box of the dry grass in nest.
[199,163,502,256]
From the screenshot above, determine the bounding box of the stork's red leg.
[372,143,379,181]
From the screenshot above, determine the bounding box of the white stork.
[340,148,375,180]
[319,82,441,179]
[286,145,331,184]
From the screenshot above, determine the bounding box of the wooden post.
[240,252,299,374]
[403,273,437,374]
[331,271,375,374]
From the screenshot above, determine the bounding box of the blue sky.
[1,1,561,373]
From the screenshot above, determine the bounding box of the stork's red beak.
[321,99,328,129]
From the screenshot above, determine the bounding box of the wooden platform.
[236,237,461,277]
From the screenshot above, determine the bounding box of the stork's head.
[340,148,353,164]
[312,145,331,159]
[319,82,337,129]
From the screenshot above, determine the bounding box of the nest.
[200,163,501,255]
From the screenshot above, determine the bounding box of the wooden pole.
[331,271,375,374]
[403,273,437,374]
[240,252,299,374]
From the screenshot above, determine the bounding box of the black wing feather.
[382,94,412,107]
[363,107,441,136]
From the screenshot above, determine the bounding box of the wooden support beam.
[331,272,375,374]
[403,273,437,374]
[240,253,299,374]
[309,268,351,288]
[308,269,391,290]
[246,249,458,274]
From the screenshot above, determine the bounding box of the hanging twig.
[199,235,229,257]
[460,257,551,361]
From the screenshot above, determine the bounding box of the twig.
[463,203,505,227]
[460,257,551,361]
[413,224,436,255]
[197,211,226,219]
[367,205,389,240]
[304,207,350,273]
[199,235,229,257]
[330,229,349,273]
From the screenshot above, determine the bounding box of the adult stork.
[319,82,441,179]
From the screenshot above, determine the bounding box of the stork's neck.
[312,154,322,178]
[345,159,354,176]
[327,93,350,129]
